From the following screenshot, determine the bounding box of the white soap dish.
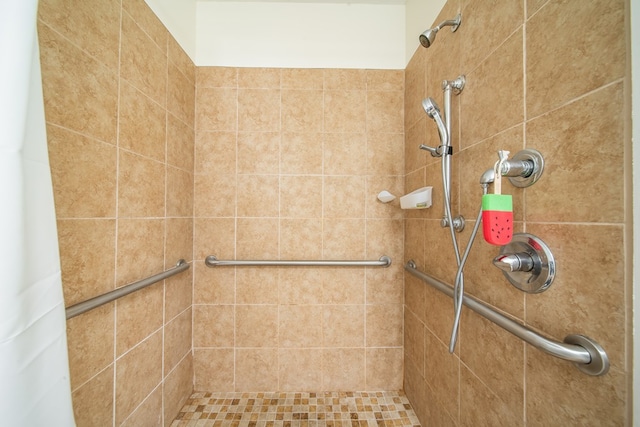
[400,187,432,209]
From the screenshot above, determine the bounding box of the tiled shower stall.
[38,0,631,425]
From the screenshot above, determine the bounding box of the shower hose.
[441,153,487,353]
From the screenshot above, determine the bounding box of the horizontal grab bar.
[404,260,609,376]
[65,259,190,320]
[205,255,392,268]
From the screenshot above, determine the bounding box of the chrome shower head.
[422,97,449,147]
[419,13,461,48]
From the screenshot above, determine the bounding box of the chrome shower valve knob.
[492,252,534,273]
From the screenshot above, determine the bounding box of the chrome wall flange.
[564,334,610,376]
[507,149,545,188]
[493,233,555,293]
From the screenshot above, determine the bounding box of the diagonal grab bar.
[65,259,190,320]
[404,260,609,376]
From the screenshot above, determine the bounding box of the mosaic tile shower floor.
[170,391,421,427]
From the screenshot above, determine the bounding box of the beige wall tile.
[280,176,323,218]
[236,267,278,304]
[119,80,166,162]
[57,219,115,306]
[168,35,195,84]
[279,268,324,305]
[236,349,279,391]
[120,13,167,106]
[168,63,195,127]
[323,305,364,347]
[194,174,236,218]
[238,68,281,88]
[404,50,427,130]
[164,308,192,375]
[197,131,237,174]
[324,69,367,90]
[193,305,234,347]
[194,262,235,304]
[367,91,404,133]
[322,269,364,305]
[118,151,165,217]
[282,90,323,132]
[116,284,164,356]
[459,310,524,414]
[236,305,278,347]
[404,309,424,377]
[39,24,118,144]
[526,223,626,368]
[197,66,237,88]
[121,386,163,427]
[167,114,195,172]
[525,83,624,223]
[281,132,323,174]
[279,349,322,391]
[323,176,365,218]
[196,87,238,132]
[459,0,524,72]
[322,348,365,391]
[323,219,365,259]
[279,305,323,348]
[123,0,168,50]
[366,304,403,347]
[460,366,522,427]
[194,218,235,260]
[237,174,279,217]
[165,218,193,266]
[323,133,367,176]
[194,349,235,392]
[282,68,324,90]
[115,331,163,424]
[165,267,192,321]
[116,218,165,286]
[236,218,279,259]
[367,132,404,176]
[47,125,117,219]
[526,0,549,17]
[324,91,367,133]
[164,354,194,426]
[366,265,404,305]
[280,218,323,260]
[526,0,625,118]
[67,304,114,390]
[366,348,403,390]
[526,354,626,425]
[238,132,279,174]
[404,119,427,175]
[38,0,121,69]
[425,330,459,421]
[166,166,194,217]
[238,89,281,132]
[71,365,114,427]
[460,29,524,146]
[366,70,404,91]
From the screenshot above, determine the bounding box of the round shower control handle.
[493,233,556,293]
[492,252,534,273]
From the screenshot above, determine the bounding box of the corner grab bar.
[205,255,392,268]
[65,259,190,320]
[404,260,609,376]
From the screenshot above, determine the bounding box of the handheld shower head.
[422,97,449,147]
[419,13,462,48]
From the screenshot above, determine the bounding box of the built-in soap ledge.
[400,187,432,209]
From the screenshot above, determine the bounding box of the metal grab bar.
[65,259,190,320]
[205,255,392,268]
[404,260,609,376]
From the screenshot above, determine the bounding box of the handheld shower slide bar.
[205,256,392,268]
[404,260,610,377]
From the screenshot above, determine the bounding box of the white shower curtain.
[0,1,75,425]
